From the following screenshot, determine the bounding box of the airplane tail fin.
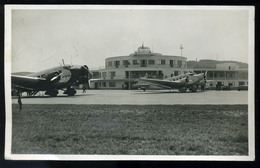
[144,73,148,78]
[204,71,207,83]
[185,76,189,83]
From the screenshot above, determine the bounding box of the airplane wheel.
[66,88,77,96]
[191,88,197,92]
[179,88,187,92]
[50,93,58,97]
[190,86,198,92]
[45,89,58,97]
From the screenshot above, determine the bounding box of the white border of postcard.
[5,5,255,161]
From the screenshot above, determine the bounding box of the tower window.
[161,60,166,65]
[123,60,130,67]
[170,60,175,67]
[148,59,155,65]
[108,61,113,67]
[133,60,139,65]
[114,61,120,68]
[177,60,182,68]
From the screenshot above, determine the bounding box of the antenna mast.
[180,44,184,56]
[71,46,78,65]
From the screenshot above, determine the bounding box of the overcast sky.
[10,6,251,72]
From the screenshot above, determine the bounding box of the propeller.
[50,72,61,82]
[185,76,189,83]
[50,69,72,83]
[80,65,92,88]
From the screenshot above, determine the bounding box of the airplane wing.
[12,75,46,90]
[138,78,185,89]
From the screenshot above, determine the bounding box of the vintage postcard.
[5,5,255,160]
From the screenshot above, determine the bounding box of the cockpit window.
[63,65,72,69]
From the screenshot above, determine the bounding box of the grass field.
[12,104,248,155]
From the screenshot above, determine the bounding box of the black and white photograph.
[4,5,255,161]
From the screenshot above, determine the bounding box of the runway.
[12,90,248,105]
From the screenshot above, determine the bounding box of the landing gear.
[190,85,198,92]
[179,88,187,93]
[64,87,77,96]
[45,89,58,97]
[201,84,205,91]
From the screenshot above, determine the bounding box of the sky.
[9,6,252,72]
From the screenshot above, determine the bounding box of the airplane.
[137,72,207,92]
[132,81,150,91]
[12,64,91,97]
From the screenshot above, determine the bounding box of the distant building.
[90,45,191,89]
[216,62,239,70]
[193,62,248,89]
[90,46,248,90]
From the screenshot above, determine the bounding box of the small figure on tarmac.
[18,93,22,111]
[82,86,86,93]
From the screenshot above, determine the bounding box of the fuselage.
[18,65,89,91]
[138,72,206,92]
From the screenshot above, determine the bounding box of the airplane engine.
[59,69,72,83]
[79,65,92,88]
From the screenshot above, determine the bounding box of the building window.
[108,61,113,67]
[174,71,179,76]
[170,60,175,67]
[110,71,116,79]
[209,71,213,78]
[133,60,139,65]
[239,81,245,86]
[161,60,166,65]
[109,82,116,87]
[226,72,233,78]
[102,82,107,87]
[114,61,120,68]
[183,61,186,67]
[123,60,130,67]
[148,59,155,65]
[102,72,107,79]
[177,60,182,68]
[158,59,166,65]
[140,59,147,67]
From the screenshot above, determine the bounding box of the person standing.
[82,86,86,93]
[18,93,22,111]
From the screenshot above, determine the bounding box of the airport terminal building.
[91,45,191,89]
[193,63,248,90]
[90,45,248,90]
